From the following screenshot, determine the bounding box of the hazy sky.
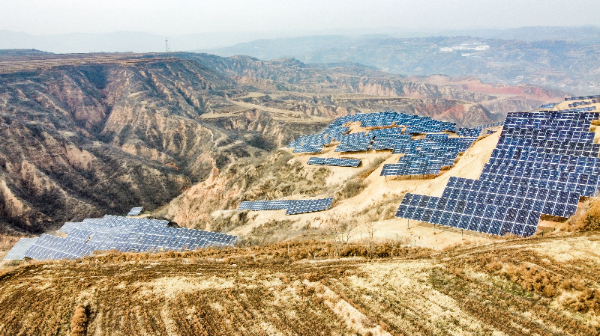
[1,0,599,36]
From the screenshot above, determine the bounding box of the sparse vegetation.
[568,196,600,232]
[70,305,88,336]
[3,233,600,335]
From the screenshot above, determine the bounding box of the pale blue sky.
[0,0,599,35]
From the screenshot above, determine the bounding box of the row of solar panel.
[23,234,225,261]
[371,136,411,150]
[490,149,600,166]
[59,216,170,234]
[547,107,596,113]
[438,188,578,218]
[506,111,597,120]
[483,161,600,179]
[500,129,595,142]
[508,111,597,118]
[238,200,291,211]
[480,172,598,197]
[503,119,594,129]
[127,207,143,216]
[71,225,235,243]
[381,164,443,176]
[496,143,600,157]
[472,121,504,130]
[565,95,600,101]
[484,156,600,173]
[568,100,596,108]
[307,157,361,167]
[368,127,405,137]
[448,175,590,202]
[456,128,481,137]
[396,205,538,237]
[498,137,600,148]
[238,198,334,215]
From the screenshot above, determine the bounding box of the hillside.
[1,231,600,335]
[0,51,562,239]
[161,98,600,246]
[2,53,600,335]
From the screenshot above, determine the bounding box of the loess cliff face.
[0,52,565,235]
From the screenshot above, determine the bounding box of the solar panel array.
[565,95,600,101]
[127,207,143,216]
[368,127,404,137]
[540,103,558,109]
[395,109,600,237]
[371,134,412,150]
[239,198,334,215]
[307,157,361,167]
[2,238,38,260]
[569,100,597,108]
[11,215,238,261]
[472,121,504,130]
[551,107,596,113]
[288,112,458,153]
[456,128,481,137]
[381,137,478,176]
[335,132,374,152]
[287,111,490,177]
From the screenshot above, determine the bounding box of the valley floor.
[1,232,600,335]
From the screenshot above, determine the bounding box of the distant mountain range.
[1,26,600,54]
[204,34,600,95]
[2,26,600,95]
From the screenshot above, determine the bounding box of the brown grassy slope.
[2,233,600,335]
[159,150,333,230]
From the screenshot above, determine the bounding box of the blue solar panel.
[239,198,334,215]
[21,216,237,261]
[307,157,361,167]
[394,108,595,237]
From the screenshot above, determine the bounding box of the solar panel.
[127,207,144,216]
[3,238,38,260]
[307,157,361,167]
[286,198,334,215]
[239,198,334,215]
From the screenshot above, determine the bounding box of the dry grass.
[568,196,600,232]
[2,233,600,335]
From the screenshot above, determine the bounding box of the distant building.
[439,43,490,52]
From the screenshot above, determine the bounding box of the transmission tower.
[165,38,170,53]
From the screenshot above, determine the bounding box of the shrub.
[564,289,600,314]
[573,197,600,231]
[335,179,365,200]
[70,305,88,336]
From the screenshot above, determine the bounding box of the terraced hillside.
[1,232,600,335]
